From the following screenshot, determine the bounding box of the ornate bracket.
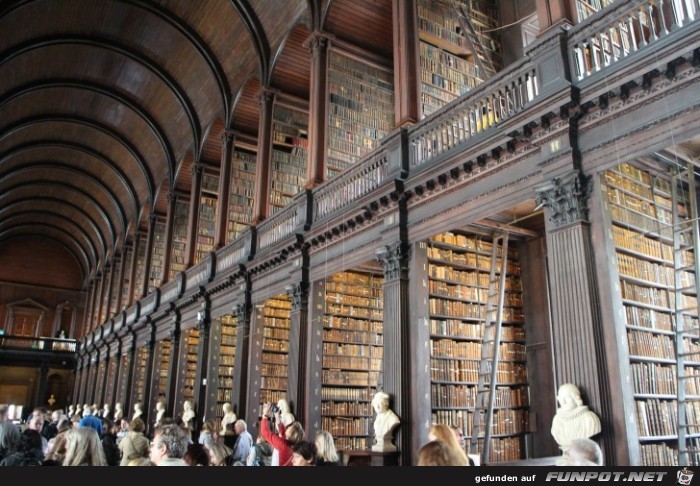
[285,282,309,311]
[535,171,592,229]
[376,242,410,281]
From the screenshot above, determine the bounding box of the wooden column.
[141,216,157,298]
[392,0,420,127]
[35,362,49,409]
[120,335,136,413]
[286,278,309,426]
[90,350,101,405]
[166,326,180,420]
[161,192,177,285]
[252,89,274,224]
[232,298,250,423]
[141,332,156,425]
[128,232,142,306]
[535,170,614,465]
[72,360,81,405]
[94,272,106,329]
[98,347,110,406]
[78,358,88,405]
[536,0,577,32]
[115,246,128,312]
[185,165,203,267]
[195,304,211,434]
[83,280,95,335]
[304,32,331,188]
[376,241,411,466]
[215,131,235,248]
[105,258,117,318]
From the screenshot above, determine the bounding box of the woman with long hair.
[314,430,340,466]
[428,424,469,464]
[62,427,107,466]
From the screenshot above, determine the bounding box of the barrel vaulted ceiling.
[0,0,394,285]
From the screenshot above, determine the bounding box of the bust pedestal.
[342,450,399,467]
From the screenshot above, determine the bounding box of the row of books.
[431,382,528,408]
[429,298,525,322]
[636,399,678,437]
[321,401,371,416]
[627,330,675,359]
[321,416,370,436]
[322,356,382,371]
[631,362,677,395]
[624,305,673,332]
[321,387,372,401]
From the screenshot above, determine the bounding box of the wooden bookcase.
[175,328,200,416]
[154,339,172,406]
[269,104,308,214]
[196,172,219,264]
[105,357,118,407]
[417,0,501,118]
[326,50,394,179]
[421,231,529,463]
[169,198,189,280]
[149,217,167,292]
[600,161,699,465]
[319,270,384,451]
[259,295,292,412]
[95,360,107,406]
[115,344,132,409]
[120,246,133,311]
[132,346,149,410]
[206,315,237,432]
[109,259,120,317]
[228,149,256,242]
[133,236,147,299]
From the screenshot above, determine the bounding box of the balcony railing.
[0,334,77,353]
[257,200,301,251]
[216,233,247,274]
[570,0,699,82]
[408,57,539,169]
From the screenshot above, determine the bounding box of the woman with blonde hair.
[205,442,232,466]
[260,402,304,466]
[428,423,469,464]
[118,417,149,466]
[314,430,340,466]
[62,427,107,466]
[417,440,468,466]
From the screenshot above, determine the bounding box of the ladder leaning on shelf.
[469,231,509,463]
[452,1,497,80]
[673,163,700,466]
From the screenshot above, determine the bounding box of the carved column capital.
[376,242,410,281]
[232,303,248,325]
[535,171,592,229]
[192,164,204,176]
[168,329,180,343]
[255,88,276,106]
[303,31,333,54]
[221,130,235,147]
[166,192,177,204]
[285,282,309,311]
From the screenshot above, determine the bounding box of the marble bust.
[551,383,601,451]
[155,400,165,427]
[113,402,123,421]
[182,400,195,425]
[276,399,295,427]
[132,402,143,421]
[371,392,400,452]
[102,403,111,420]
[220,403,237,435]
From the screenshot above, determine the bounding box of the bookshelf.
[120,246,133,310]
[155,339,172,404]
[601,162,699,466]
[109,261,120,317]
[269,104,308,214]
[259,294,291,412]
[212,315,237,431]
[426,231,529,463]
[417,0,502,118]
[169,198,189,280]
[95,360,106,406]
[133,346,149,409]
[105,357,118,406]
[326,50,394,179]
[117,348,132,407]
[133,236,147,298]
[196,173,219,263]
[149,218,166,292]
[179,328,200,407]
[228,149,256,242]
[320,270,384,451]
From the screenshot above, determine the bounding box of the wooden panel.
[201,119,225,165]
[0,237,84,290]
[270,26,312,99]
[231,78,262,137]
[323,0,394,58]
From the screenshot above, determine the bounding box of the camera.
[271,404,279,414]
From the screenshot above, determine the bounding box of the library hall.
[0,0,699,468]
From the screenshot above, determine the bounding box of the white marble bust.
[113,402,123,421]
[102,403,111,420]
[220,403,237,435]
[182,400,195,425]
[276,399,295,427]
[551,383,602,452]
[155,400,165,427]
[82,404,91,417]
[67,404,75,417]
[132,402,143,421]
[371,392,400,452]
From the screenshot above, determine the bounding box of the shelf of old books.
[109,259,120,317]
[196,172,219,264]
[426,231,529,463]
[601,161,699,465]
[120,246,133,311]
[148,217,167,292]
[210,315,237,431]
[132,346,149,408]
[417,0,502,118]
[228,149,256,242]
[326,49,394,179]
[179,328,200,406]
[321,270,384,451]
[116,348,132,407]
[154,339,172,404]
[169,198,189,280]
[259,294,291,412]
[270,104,308,214]
[133,235,147,299]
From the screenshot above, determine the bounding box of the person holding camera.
[260,402,304,466]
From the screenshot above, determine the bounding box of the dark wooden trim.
[0,115,155,201]
[0,79,176,184]
[230,0,271,84]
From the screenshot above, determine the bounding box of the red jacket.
[261,417,293,466]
